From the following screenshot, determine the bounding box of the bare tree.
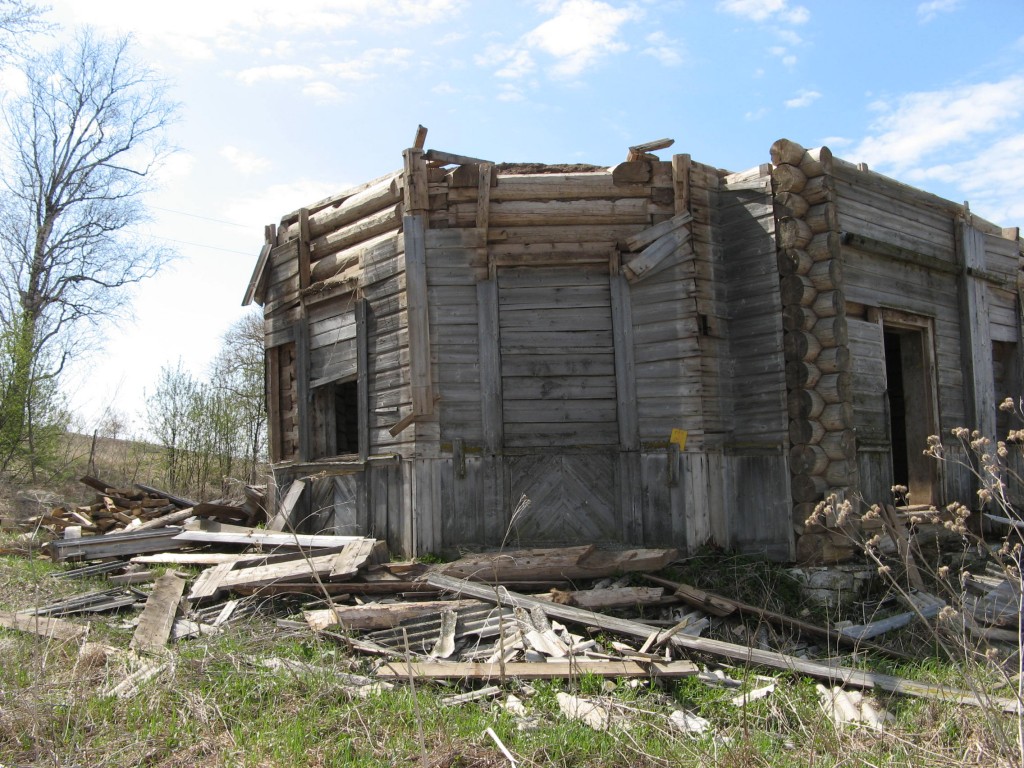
[0,0,49,62]
[0,29,177,475]
[211,311,268,484]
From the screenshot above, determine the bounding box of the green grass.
[1,541,1021,767]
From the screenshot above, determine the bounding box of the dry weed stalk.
[807,395,1024,767]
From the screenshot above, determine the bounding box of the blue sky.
[19,0,1024,431]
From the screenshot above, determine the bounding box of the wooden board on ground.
[0,611,89,641]
[427,573,1019,712]
[304,599,482,631]
[436,545,677,582]
[130,571,187,653]
[174,519,367,549]
[375,660,699,681]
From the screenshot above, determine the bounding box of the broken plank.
[132,553,264,566]
[304,599,481,632]
[428,574,1011,711]
[644,574,912,660]
[268,479,305,531]
[174,519,366,549]
[131,571,187,653]
[375,660,698,681]
[437,546,676,583]
[0,611,89,641]
[331,539,388,579]
[553,587,667,610]
[47,527,187,562]
[624,211,693,252]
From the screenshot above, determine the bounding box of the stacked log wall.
[769,139,855,561]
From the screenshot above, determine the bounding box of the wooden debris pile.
[3,512,1020,727]
[19,475,266,539]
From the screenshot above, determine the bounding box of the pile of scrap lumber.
[4,508,1020,719]
[20,476,266,539]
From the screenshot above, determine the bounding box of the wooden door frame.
[869,306,941,505]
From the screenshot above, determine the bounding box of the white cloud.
[853,76,1024,172]
[221,179,343,230]
[768,46,797,68]
[745,107,769,121]
[220,146,271,175]
[153,153,197,186]
[321,48,414,80]
[917,0,960,23]
[260,41,295,58]
[643,31,684,67]
[717,0,809,25]
[481,0,640,83]
[303,81,346,102]
[908,133,1024,222]
[527,0,640,77]
[432,82,459,95]
[497,84,526,102]
[821,136,852,148]
[851,76,1024,225]
[785,89,821,108]
[49,0,464,59]
[236,64,315,85]
[496,50,536,79]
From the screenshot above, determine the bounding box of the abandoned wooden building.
[243,133,1024,561]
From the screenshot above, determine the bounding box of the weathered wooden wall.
[248,137,1022,562]
[830,156,1023,514]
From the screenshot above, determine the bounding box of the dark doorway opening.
[883,326,935,505]
[335,380,359,454]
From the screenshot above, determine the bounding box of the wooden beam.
[475,163,492,232]
[423,149,492,166]
[671,154,691,216]
[477,279,503,454]
[610,273,639,451]
[267,479,305,532]
[404,214,434,415]
[376,660,698,681]
[624,211,693,253]
[174,519,366,549]
[643,575,914,660]
[957,221,996,444]
[627,138,674,161]
[402,148,430,213]
[412,124,428,150]
[298,208,311,292]
[243,242,272,307]
[356,298,370,461]
[295,318,312,462]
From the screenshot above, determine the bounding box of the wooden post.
[477,278,506,545]
[671,154,691,215]
[610,269,642,543]
[477,279,503,454]
[356,298,369,462]
[404,214,433,415]
[476,163,492,232]
[298,208,311,291]
[295,320,312,462]
[402,148,429,213]
[610,273,639,451]
[957,221,996,443]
